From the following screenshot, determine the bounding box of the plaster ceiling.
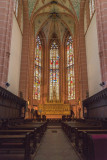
[34,13,75,42]
[28,0,81,18]
[28,0,80,41]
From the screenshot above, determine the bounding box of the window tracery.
[84,0,95,33]
[33,36,42,100]
[14,0,19,17]
[89,0,95,18]
[14,0,23,32]
[67,36,75,100]
[49,41,59,102]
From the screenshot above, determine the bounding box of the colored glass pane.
[33,36,42,100]
[89,0,95,18]
[14,0,19,17]
[49,41,59,101]
[67,36,75,100]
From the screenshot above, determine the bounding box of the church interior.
[0,0,107,159]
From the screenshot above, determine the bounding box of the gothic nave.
[0,0,107,160]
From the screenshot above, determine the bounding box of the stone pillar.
[19,0,29,100]
[28,24,35,106]
[74,31,80,103]
[95,0,107,87]
[0,0,14,87]
[79,1,88,101]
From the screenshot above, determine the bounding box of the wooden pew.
[75,129,107,153]
[8,123,46,143]
[0,122,47,160]
[62,121,102,142]
[0,133,31,160]
[0,120,47,159]
[62,120,107,160]
[0,129,37,152]
[1,118,47,130]
[87,134,107,160]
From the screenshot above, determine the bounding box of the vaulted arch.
[19,0,88,118]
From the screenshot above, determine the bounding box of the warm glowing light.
[67,36,75,100]
[49,41,59,101]
[33,36,42,100]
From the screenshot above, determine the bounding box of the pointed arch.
[33,32,45,101]
[33,35,42,100]
[49,35,60,102]
[66,35,75,100]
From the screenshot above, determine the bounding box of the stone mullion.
[43,43,46,103]
[44,43,48,103]
[42,41,45,104]
[40,34,44,105]
[60,43,64,103]
[47,43,49,103]
[61,42,65,104]
[64,39,68,103]
[95,0,107,87]
[63,42,66,103]
[59,45,61,102]
[0,0,14,87]
[42,41,46,104]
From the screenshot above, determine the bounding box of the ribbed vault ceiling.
[28,0,81,41]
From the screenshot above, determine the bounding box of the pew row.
[87,134,107,160]
[0,133,33,160]
[0,121,47,160]
[61,120,107,160]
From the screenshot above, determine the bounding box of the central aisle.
[35,127,81,160]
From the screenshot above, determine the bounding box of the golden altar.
[38,103,71,118]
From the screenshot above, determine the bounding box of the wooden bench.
[87,134,107,160]
[0,129,37,152]
[62,121,102,142]
[62,120,107,159]
[0,121,47,160]
[8,123,47,143]
[75,129,107,153]
[0,133,31,160]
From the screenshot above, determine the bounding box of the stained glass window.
[49,41,59,101]
[14,0,19,17]
[84,2,87,33]
[89,0,95,18]
[33,36,42,100]
[67,36,75,100]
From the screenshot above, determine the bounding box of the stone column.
[19,0,30,100]
[79,1,89,101]
[0,0,14,87]
[95,0,107,87]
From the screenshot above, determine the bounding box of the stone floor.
[35,127,81,160]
